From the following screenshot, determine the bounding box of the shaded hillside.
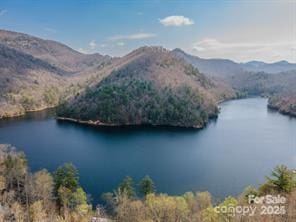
[0,44,68,118]
[0,29,110,73]
[57,47,235,128]
[0,30,115,118]
[0,43,66,75]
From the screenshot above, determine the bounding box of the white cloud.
[0,9,7,16]
[116,42,125,46]
[159,15,194,26]
[109,33,156,41]
[192,38,296,62]
[89,40,97,49]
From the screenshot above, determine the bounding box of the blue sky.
[0,0,295,62]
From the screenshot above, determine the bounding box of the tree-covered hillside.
[57,47,235,128]
[58,80,211,127]
[173,48,296,118]
[2,29,295,121]
[0,44,67,118]
[228,70,296,96]
[268,96,296,117]
[0,30,112,119]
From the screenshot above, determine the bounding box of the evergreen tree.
[266,165,295,193]
[119,176,135,198]
[54,163,79,192]
[139,175,155,196]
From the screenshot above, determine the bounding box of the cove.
[0,98,295,204]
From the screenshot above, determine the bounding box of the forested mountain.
[0,30,236,126]
[57,46,235,128]
[0,30,113,119]
[0,43,67,118]
[0,30,110,73]
[228,70,296,95]
[173,48,296,117]
[0,29,295,121]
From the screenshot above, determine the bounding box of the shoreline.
[56,116,204,129]
[4,97,294,124]
[0,105,57,120]
[54,95,235,129]
[267,104,296,118]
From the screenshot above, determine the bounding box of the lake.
[0,98,295,204]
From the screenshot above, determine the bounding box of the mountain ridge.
[172,48,296,75]
[57,46,236,128]
[0,29,111,73]
[0,29,113,118]
[0,29,295,121]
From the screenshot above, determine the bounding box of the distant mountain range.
[241,60,296,74]
[0,29,295,123]
[172,48,296,77]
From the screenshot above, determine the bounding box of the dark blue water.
[0,98,295,204]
